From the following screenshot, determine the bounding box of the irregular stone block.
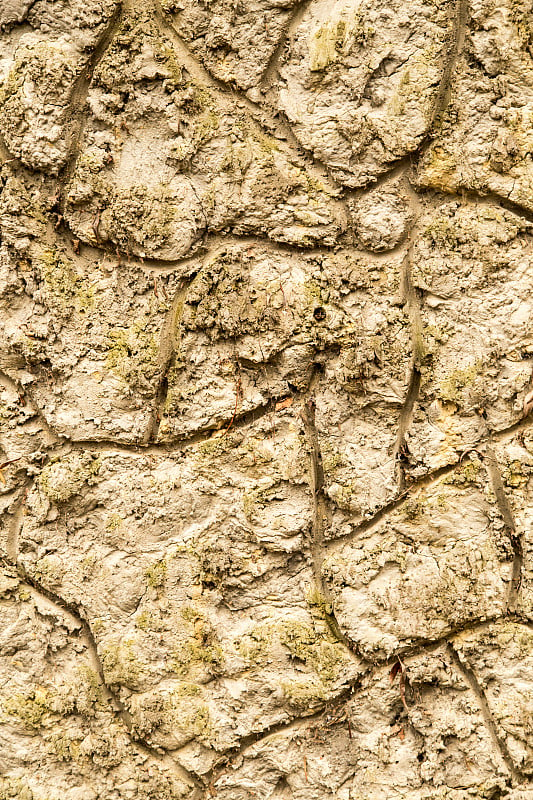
[490,432,533,621]
[323,469,512,659]
[310,248,412,528]
[406,201,533,476]
[162,0,299,91]
[0,174,185,442]
[0,0,119,172]
[277,0,456,187]
[0,568,193,799]
[348,177,415,252]
[418,0,533,213]
[452,622,533,775]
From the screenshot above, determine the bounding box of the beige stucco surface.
[1,0,533,798]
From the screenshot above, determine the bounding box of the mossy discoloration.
[2,687,56,730]
[145,558,167,589]
[106,317,162,388]
[235,615,352,707]
[279,619,349,683]
[280,675,328,708]
[38,453,100,503]
[100,637,143,689]
[438,361,484,404]
[173,607,225,678]
[0,777,40,800]
[165,690,212,743]
[445,457,484,487]
[502,458,532,488]
[37,247,95,312]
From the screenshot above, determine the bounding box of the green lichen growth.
[100,637,142,689]
[167,692,212,741]
[423,216,460,249]
[331,480,359,511]
[309,13,374,72]
[80,553,98,580]
[502,459,531,488]
[173,607,224,677]
[106,317,161,387]
[0,777,39,800]
[236,613,350,702]
[280,676,328,707]
[137,687,213,745]
[279,620,348,683]
[71,665,103,715]
[105,513,123,531]
[194,432,240,458]
[38,247,94,312]
[234,624,272,662]
[38,452,100,503]
[322,451,344,474]
[135,610,152,631]
[49,730,83,762]
[2,687,55,729]
[446,457,484,487]
[305,585,333,617]
[145,557,167,589]
[173,681,201,696]
[438,360,483,404]
[32,554,64,586]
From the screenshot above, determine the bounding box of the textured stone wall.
[1,0,533,797]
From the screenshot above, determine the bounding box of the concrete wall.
[1,0,532,797]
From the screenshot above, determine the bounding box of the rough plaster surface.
[0,0,533,798]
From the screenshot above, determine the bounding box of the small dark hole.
[417,753,425,762]
[313,307,326,321]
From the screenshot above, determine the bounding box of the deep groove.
[301,391,365,661]
[62,391,305,453]
[58,3,125,193]
[143,270,199,444]
[447,642,525,785]
[394,364,422,492]
[259,0,314,91]
[205,613,533,791]
[430,0,469,133]
[2,490,202,792]
[325,451,488,547]
[204,679,363,784]
[52,218,347,276]
[393,209,425,490]
[484,446,523,612]
[4,482,31,561]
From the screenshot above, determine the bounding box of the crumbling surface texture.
[1,0,533,798]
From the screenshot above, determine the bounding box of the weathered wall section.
[1,0,533,797]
